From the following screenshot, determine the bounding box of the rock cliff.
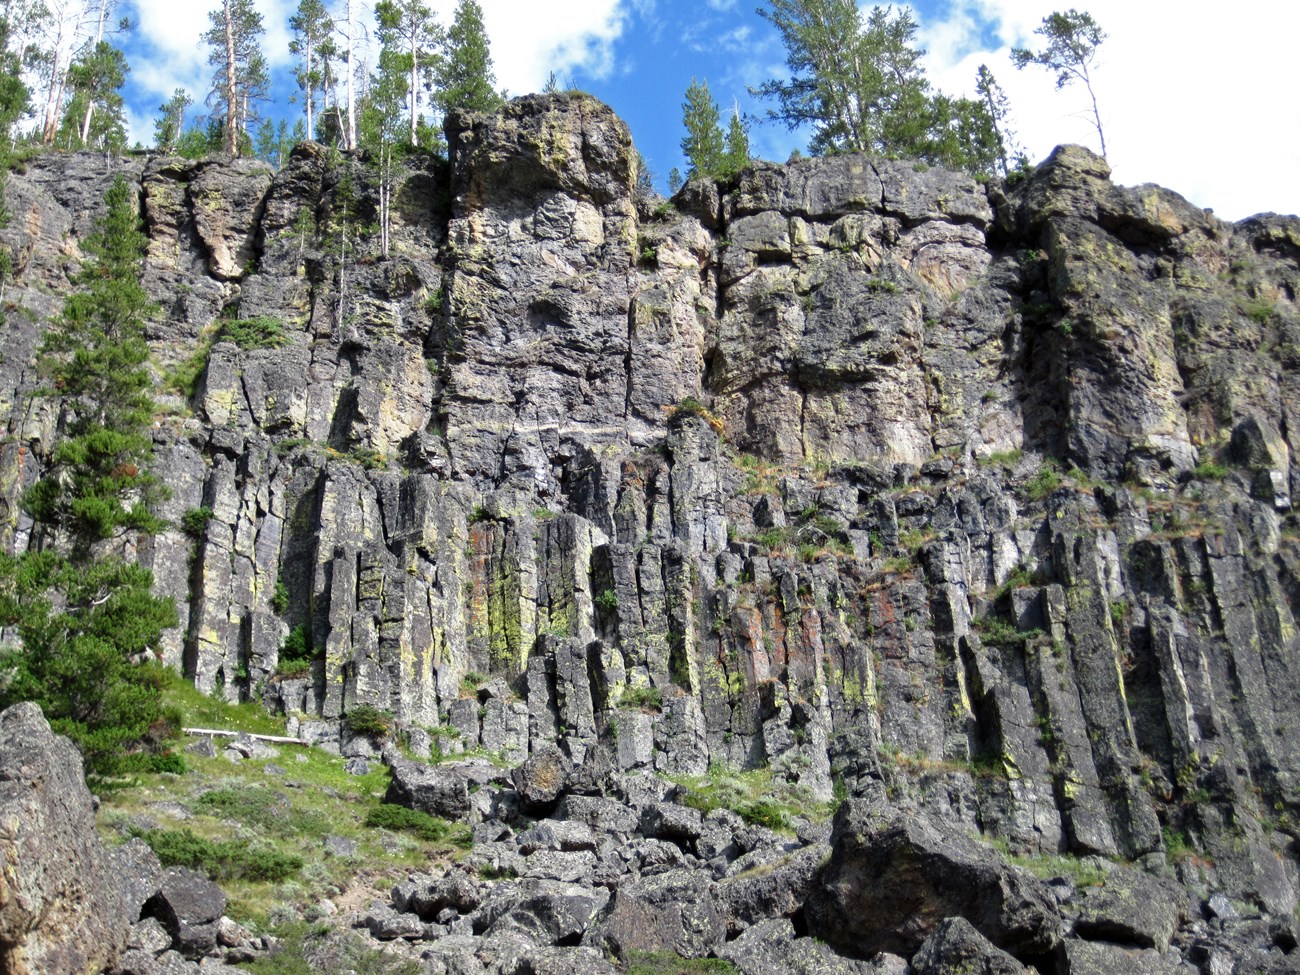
[4,91,1300,972]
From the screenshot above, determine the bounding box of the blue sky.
[115,0,1300,221]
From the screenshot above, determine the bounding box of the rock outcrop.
[3,91,1300,973]
[0,703,129,975]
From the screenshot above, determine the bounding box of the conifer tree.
[203,0,267,156]
[680,77,724,179]
[0,174,178,774]
[375,0,442,146]
[975,64,1017,177]
[1012,9,1107,158]
[153,88,191,153]
[435,0,502,115]
[289,0,332,140]
[722,107,750,177]
[59,40,127,150]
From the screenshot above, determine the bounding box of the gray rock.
[344,757,371,775]
[910,918,1028,975]
[385,759,471,820]
[479,879,610,946]
[556,795,640,836]
[717,844,827,934]
[1059,938,1186,974]
[114,838,164,923]
[804,799,1059,959]
[517,820,601,854]
[394,871,484,919]
[1071,863,1184,950]
[144,867,228,960]
[512,745,573,813]
[583,867,725,959]
[323,835,357,857]
[128,916,174,954]
[518,946,618,975]
[718,918,875,975]
[0,702,130,975]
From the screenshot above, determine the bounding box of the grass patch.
[626,952,738,975]
[365,803,471,846]
[667,396,725,434]
[620,685,662,711]
[220,316,287,349]
[671,764,828,832]
[1025,459,1062,500]
[133,826,303,882]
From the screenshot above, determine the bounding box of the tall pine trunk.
[224,0,238,155]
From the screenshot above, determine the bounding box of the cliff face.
[4,92,1300,923]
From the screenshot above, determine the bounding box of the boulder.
[910,918,1028,975]
[512,745,573,813]
[144,866,228,959]
[0,702,130,975]
[394,871,484,919]
[717,844,827,934]
[717,917,876,975]
[583,868,725,959]
[1071,863,1184,950]
[804,799,1060,960]
[556,794,640,836]
[384,759,471,820]
[114,837,165,923]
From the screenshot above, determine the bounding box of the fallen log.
[182,727,307,745]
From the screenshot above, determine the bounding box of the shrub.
[271,578,289,613]
[346,704,391,738]
[667,396,725,434]
[134,827,302,882]
[277,624,313,676]
[219,316,287,349]
[365,803,470,847]
[1194,459,1228,481]
[180,506,214,538]
[595,589,619,613]
[1025,459,1062,500]
[620,685,662,711]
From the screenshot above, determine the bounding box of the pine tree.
[375,0,442,147]
[153,88,191,153]
[722,107,750,177]
[58,40,127,150]
[0,174,179,774]
[975,64,1017,177]
[435,0,503,115]
[203,0,267,156]
[289,0,332,141]
[1011,9,1108,158]
[680,77,724,179]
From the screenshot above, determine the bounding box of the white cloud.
[918,0,1300,220]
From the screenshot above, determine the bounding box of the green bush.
[595,589,619,613]
[219,316,287,349]
[626,953,737,975]
[277,624,313,676]
[271,578,289,613]
[364,803,470,846]
[134,827,302,882]
[180,506,214,538]
[346,704,391,738]
[1025,459,1062,500]
[1194,460,1228,481]
[620,685,662,711]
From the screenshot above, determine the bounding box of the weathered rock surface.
[0,703,129,975]
[4,91,1300,975]
[805,798,1060,959]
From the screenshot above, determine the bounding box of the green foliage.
[195,785,332,838]
[272,578,290,614]
[346,704,392,737]
[1193,459,1229,481]
[679,78,748,181]
[595,589,620,613]
[203,0,268,157]
[364,803,470,846]
[1109,599,1129,627]
[277,624,314,676]
[0,176,179,774]
[154,89,193,153]
[626,953,738,975]
[672,764,827,831]
[1012,9,1108,157]
[220,316,286,349]
[435,0,504,114]
[752,0,1003,176]
[1026,459,1062,500]
[134,826,303,882]
[620,685,662,711]
[181,506,215,539]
